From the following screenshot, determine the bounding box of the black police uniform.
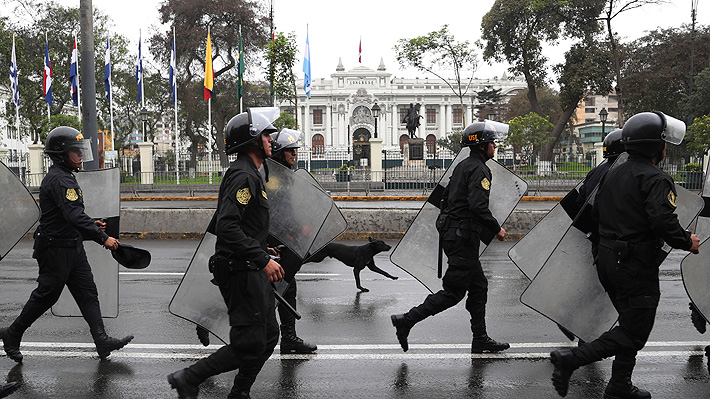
[402,152,501,340]
[179,155,278,396]
[561,153,692,381]
[6,162,109,343]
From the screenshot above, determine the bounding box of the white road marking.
[9,341,708,361]
[118,272,341,277]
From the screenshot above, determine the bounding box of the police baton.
[268,250,301,320]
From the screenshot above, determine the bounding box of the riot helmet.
[602,129,624,159]
[44,126,94,165]
[460,120,508,159]
[224,107,280,155]
[622,111,685,159]
[271,128,302,155]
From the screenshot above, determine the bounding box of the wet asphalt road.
[0,238,708,398]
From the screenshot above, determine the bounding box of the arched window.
[426,134,437,155]
[399,134,409,153]
[312,134,325,155]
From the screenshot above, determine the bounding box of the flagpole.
[239,24,243,114]
[140,29,146,142]
[12,33,23,176]
[173,26,180,185]
[109,36,114,151]
[207,26,212,185]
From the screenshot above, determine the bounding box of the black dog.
[306,238,397,292]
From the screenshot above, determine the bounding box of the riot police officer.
[0,127,133,362]
[168,108,285,399]
[268,128,318,354]
[391,121,509,354]
[578,129,624,203]
[550,112,700,399]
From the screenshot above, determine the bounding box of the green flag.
[237,30,245,100]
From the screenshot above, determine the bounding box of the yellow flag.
[204,31,213,100]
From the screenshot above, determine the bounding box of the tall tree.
[394,25,477,125]
[266,32,299,128]
[150,0,270,167]
[623,26,710,122]
[482,0,605,117]
[597,0,668,126]
[481,0,611,167]
[681,66,710,119]
[506,86,563,123]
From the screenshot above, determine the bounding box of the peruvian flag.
[44,39,53,106]
[359,38,361,63]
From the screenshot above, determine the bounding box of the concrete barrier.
[118,206,548,240]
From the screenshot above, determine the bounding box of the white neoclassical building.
[278,58,526,161]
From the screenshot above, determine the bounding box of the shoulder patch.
[66,188,78,201]
[481,177,491,191]
[667,190,677,207]
[236,187,252,205]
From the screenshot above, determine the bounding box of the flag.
[69,36,79,106]
[135,33,143,104]
[204,31,213,101]
[10,35,19,107]
[302,32,311,99]
[43,39,53,106]
[236,29,244,100]
[170,34,176,104]
[359,37,361,63]
[104,37,111,103]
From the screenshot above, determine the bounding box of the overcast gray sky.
[64,0,695,81]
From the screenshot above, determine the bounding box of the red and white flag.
[358,38,361,63]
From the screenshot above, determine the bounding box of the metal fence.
[10,145,705,194]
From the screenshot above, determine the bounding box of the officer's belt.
[446,218,483,233]
[34,232,82,248]
[598,237,662,264]
[208,256,257,274]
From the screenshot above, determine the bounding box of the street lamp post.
[371,101,381,138]
[599,107,608,139]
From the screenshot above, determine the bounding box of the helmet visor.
[661,113,685,145]
[483,120,509,141]
[248,107,281,135]
[66,138,94,163]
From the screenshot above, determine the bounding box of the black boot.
[391,314,414,352]
[167,368,199,399]
[603,359,651,399]
[550,349,580,397]
[0,324,25,363]
[90,326,134,359]
[227,374,255,399]
[0,382,20,399]
[196,325,210,347]
[471,321,509,353]
[690,302,707,334]
[279,323,317,354]
[471,335,510,353]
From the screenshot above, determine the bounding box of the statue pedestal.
[403,139,425,166]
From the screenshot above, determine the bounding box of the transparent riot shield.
[0,162,40,260]
[262,160,333,258]
[52,168,121,318]
[509,182,584,280]
[522,182,703,342]
[293,168,347,256]
[390,147,527,293]
[679,160,710,322]
[170,160,335,344]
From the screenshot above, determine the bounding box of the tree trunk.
[606,15,624,127]
[541,105,578,162]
